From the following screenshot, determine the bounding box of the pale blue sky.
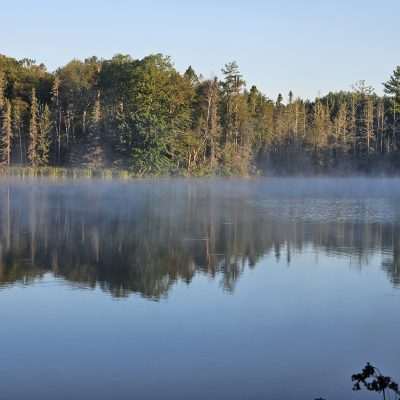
[1,0,399,100]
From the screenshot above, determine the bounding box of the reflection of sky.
[1,178,400,399]
[1,250,399,400]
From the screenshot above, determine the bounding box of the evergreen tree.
[376,98,385,153]
[51,76,62,163]
[38,104,52,165]
[1,99,12,165]
[276,93,283,107]
[383,66,400,107]
[333,101,349,155]
[113,101,131,165]
[221,61,245,149]
[383,67,400,152]
[12,99,24,164]
[0,71,5,111]
[312,99,330,154]
[208,78,221,168]
[183,66,199,86]
[28,88,39,166]
[363,96,374,155]
[84,92,106,168]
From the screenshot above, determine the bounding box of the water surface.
[1,178,400,400]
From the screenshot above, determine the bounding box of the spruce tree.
[12,100,24,164]
[0,71,5,111]
[384,66,400,106]
[384,67,400,151]
[51,76,62,163]
[38,104,52,165]
[1,99,12,165]
[28,88,39,166]
[85,92,106,168]
[221,62,245,149]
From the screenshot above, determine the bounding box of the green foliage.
[27,88,39,166]
[219,142,252,176]
[1,99,12,165]
[384,66,400,103]
[131,127,172,176]
[0,70,5,109]
[38,104,52,165]
[0,52,400,175]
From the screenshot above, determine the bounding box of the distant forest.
[1,53,400,175]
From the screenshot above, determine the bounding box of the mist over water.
[0,177,400,400]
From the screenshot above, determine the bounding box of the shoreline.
[0,166,399,181]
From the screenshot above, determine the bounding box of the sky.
[1,0,399,100]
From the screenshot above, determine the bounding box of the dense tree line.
[1,53,400,174]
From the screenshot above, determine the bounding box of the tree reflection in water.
[0,178,399,299]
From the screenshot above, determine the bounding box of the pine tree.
[312,99,330,153]
[288,91,293,105]
[12,100,24,164]
[38,104,52,165]
[1,99,12,165]
[85,92,106,168]
[384,68,400,152]
[91,92,101,125]
[376,98,385,153]
[0,71,5,148]
[333,101,349,155]
[0,71,5,111]
[183,66,199,86]
[348,93,358,154]
[51,76,62,163]
[273,94,285,146]
[208,79,221,168]
[194,78,222,169]
[114,101,131,164]
[28,88,39,166]
[364,96,374,155]
[221,62,245,149]
[383,66,400,107]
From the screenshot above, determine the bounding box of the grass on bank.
[0,166,134,180]
[0,165,256,180]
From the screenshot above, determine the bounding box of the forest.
[1,52,400,175]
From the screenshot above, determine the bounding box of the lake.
[0,177,399,400]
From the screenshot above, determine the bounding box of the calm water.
[0,177,400,400]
